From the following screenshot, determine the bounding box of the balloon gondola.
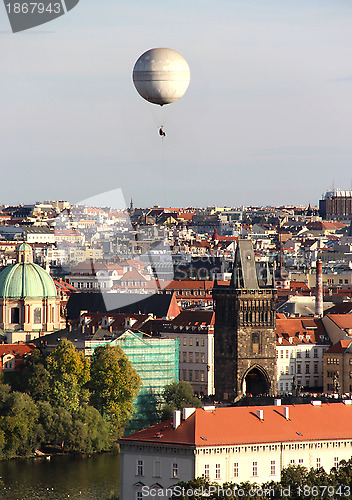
[133,48,190,136]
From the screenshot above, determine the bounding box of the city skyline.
[0,0,351,207]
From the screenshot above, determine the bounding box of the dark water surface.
[0,453,120,500]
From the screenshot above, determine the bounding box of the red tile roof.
[326,314,352,331]
[276,317,330,345]
[0,344,35,356]
[325,340,352,354]
[121,404,352,447]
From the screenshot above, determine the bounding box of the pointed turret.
[230,239,259,289]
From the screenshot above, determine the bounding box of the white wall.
[119,443,195,500]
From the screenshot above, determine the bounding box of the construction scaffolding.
[111,331,179,434]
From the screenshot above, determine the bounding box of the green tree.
[330,458,352,488]
[90,345,141,436]
[5,349,51,402]
[46,340,91,411]
[0,391,39,459]
[161,381,202,420]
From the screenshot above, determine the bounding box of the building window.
[297,364,302,374]
[136,492,143,500]
[200,371,205,382]
[183,338,187,346]
[189,338,193,346]
[314,363,318,374]
[316,458,321,469]
[196,338,199,346]
[195,352,199,363]
[297,350,301,358]
[334,457,339,469]
[204,464,210,478]
[215,464,221,479]
[201,353,205,363]
[280,351,283,358]
[201,338,205,347]
[195,370,199,381]
[270,461,276,475]
[183,352,187,363]
[252,332,260,354]
[299,459,304,464]
[290,459,295,464]
[234,463,239,477]
[182,369,187,380]
[306,350,310,358]
[286,350,289,358]
[189,353,193,363]
[189,371,193,381]
[153,460,161,477]
[11,307,20,324]
[305,363,310,374]
[314,348,318,358]
[136,460,144,476]
[252,462,258,477]
[172,463,178,478]
[33,308,41,324]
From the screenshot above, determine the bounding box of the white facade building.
[120,403,352,500]
[159,311,215,396]
[276,317,330,393]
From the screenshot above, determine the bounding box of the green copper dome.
[0,263,58,299]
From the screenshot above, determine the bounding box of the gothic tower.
[213,240,277,401]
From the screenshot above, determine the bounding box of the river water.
[0,453,120,500]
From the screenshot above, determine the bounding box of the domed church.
[0,243,61,341]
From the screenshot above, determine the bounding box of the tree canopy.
[161,381,202,420]
[90,344,141,436]
[0,340,141,457]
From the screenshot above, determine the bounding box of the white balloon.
[133,48,190,106]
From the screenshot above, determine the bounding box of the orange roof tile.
[326,314,352,330]
[121,404,352,446]
[325,340,352,354]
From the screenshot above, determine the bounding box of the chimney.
[173,410,181,429]
[311,400,322,406]
[257,409,264,421]
[283,406,290,420]
[274,399,282,406]
[81,325,85,334]
[315,259,323,318]
[183,407,196,420]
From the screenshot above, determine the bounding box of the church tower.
[213,240,277,401]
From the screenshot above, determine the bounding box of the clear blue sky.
[0,0,351,208]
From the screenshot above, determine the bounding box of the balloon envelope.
[133,48,190,106]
